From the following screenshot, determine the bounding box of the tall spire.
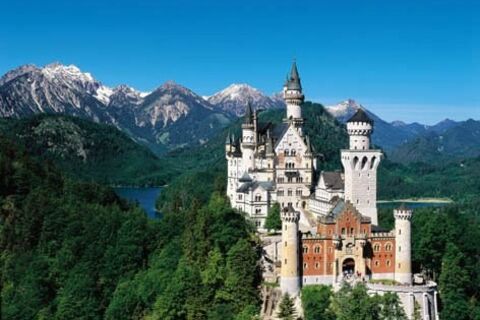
[287,60,302,91]
[244,102,254,125]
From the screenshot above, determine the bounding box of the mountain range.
[0,63,281,154]
[325,99,465,150]
[1,63,478,163]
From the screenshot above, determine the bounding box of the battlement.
[283,90,304,104]
[394,208,413,220]
[281,209,300,223]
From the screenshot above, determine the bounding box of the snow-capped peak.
[207,83,284,116]
[326,99,363,117]
[42,62,95,83]
[209,83,263,101]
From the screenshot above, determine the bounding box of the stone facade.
[226,62,315,230]
[227,61,438,319]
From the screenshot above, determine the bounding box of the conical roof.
[286,61,302,91]
[244,102,253,124]
[347,108,373,124]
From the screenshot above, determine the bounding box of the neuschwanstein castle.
[225,63,439,320]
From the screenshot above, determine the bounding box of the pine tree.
[264,202,282,232]
[378,292,407,320]
[439,243,470,320]
[277,293,296,320]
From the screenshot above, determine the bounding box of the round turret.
[280,205,301,296]
[283,61,304,121]
[394,205,413,284]
[346,109,373,150]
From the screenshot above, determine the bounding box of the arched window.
[361,156,368,170]
[287,189,292,196]
[303,246,309,254]
[314,246,321,254]
[374,260,380,267]
[385,243,393,252]
[386,260,391,267]
[353,156,359,169]
[315,262,320,269]
[373,243,381,252]
[370,156,376,169]
[303,263,308,269]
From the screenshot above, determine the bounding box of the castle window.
[370,157,376,169]
[255,208,261,214]
[373,243,381,252]
[287,177,293,183]
[238,194,243,200]
[374,260,380,267]
[255,194,262,201]
[386,260,391,267]
[278,177,284,183]
[341,228,346,235]
[278,189,284,196]
[314,246,321,254]
[296,189,303,196]
[284,150,288,156]
[315,262,320,269]
[303,263,308,269]
[350,228,354,235]
[385,243,393,252]
[303,246,309,254]
[288,189,293,196]
[255,221,261,227]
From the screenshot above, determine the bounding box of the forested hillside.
[0,115,170,185]
[159,101,480,204]
[0,135,261,319]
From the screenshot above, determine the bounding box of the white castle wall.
[341,150,382,225]
[395,208,413,284]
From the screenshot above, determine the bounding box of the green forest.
[0,102,479,319]
[0,135,260,319]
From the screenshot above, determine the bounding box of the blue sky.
[0,0,478,124]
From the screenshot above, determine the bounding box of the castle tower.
[241,103,255,171]
[280,204,301,296]
[340,109,382,225]
[283,61,305,132]
[394,205,413,285]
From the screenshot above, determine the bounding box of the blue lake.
[114,187,162,218]
[377,201,451,209]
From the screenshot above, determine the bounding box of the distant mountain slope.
[326,99,417,150]
[389,119,480,163]
[0,63,231,154]
[207,83,284,116]
[0,114,169,185]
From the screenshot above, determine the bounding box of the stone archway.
[342,258,355,274]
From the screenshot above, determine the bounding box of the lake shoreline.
[377,198,453,204]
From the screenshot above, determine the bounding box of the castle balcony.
[284,170,300,177]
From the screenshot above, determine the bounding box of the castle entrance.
[342,258,355,275]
